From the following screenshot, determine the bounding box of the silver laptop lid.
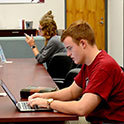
[0,80,53,112]
[0,80,17,105]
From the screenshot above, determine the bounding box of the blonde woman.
[25,10,66,67]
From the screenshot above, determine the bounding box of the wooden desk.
[0,58,78,124]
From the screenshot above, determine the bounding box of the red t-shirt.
[74,50,124,123]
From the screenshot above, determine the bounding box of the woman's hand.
[25,33,35,47]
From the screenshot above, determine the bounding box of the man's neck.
[85,46,100,66]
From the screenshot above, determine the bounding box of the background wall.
[0,0,123,66]
[108,0,123,66]
[0,0,65,29]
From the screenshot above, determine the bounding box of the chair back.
[47,52,74,79]
[63,68,81,88]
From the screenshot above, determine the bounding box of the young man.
[28,20,124,124]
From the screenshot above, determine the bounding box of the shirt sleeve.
[74,64,116,102]
[35,38,61,64]
[74,64,85,88]
[84,69,113,101]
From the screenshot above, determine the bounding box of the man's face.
[63,36,85,65]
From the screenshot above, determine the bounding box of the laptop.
[0,80,52,112]
[0,45,6,63]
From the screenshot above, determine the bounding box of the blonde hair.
[39,10,57,41]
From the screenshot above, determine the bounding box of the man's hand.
[28,97,48,108]
[28,92,52,101]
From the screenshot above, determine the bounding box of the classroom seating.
[47,52,81,89]
[47,52,74,79]
[54,68,81,89]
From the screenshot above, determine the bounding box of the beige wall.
[0,0,65,29]
[108,0,123,66]
[0,0,123,66]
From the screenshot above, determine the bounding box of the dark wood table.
[0,29,37,37]
[0,58,78,124]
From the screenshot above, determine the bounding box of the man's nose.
[67,51,71,57]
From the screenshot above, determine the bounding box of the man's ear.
[79,39,87,48]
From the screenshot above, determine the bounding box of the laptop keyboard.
[17,101,52,111]
[21,102,31,109]
[19,101,40,110]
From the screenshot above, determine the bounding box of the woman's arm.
[25,33,39,56]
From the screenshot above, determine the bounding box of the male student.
[28,20,124,124]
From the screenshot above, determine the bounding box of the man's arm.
[28,81,82,101]
[50,92,102,116]
[28,82,101,116]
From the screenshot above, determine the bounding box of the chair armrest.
[53,78,65,82]
[54,80,64,84]
[53,78,65,89]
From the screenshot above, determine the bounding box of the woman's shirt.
[35,35,66,67]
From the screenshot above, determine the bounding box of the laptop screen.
[0,80,17,105]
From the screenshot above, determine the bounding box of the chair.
[47,52,75,79]
[54,68,81,89]
[55,66,124,89]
